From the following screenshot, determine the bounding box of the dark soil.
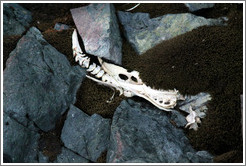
[3,35,21,69]
[121,4,243,158]
[3,3,243,163]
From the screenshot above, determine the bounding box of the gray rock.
[54,23,70,31]
[38,152,49,163]
[117,12,227,55]
[195,151,213,163]
[186,150,213,163]
[186,152,197,162]
[3,27,86,132]
[3,153,13,163]
[3,113,39,163]
[3,3,32,35]
[107,99,213,163]
[61,105,111,162]
[178,92,212,114]
[54,147,89,163]
[170,110,187,127]
[185,3,215,12]
[123,159,148,163]
[71,3,122,64]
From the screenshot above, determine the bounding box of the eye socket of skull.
[131,76,138,83]
[164,101,170,105]
[119,74,128,81]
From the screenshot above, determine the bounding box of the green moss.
[122,3,243,157]
[74,78,126,119]
[213,150,243,163]
[96,150,107,163]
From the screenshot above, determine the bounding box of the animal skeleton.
[185,106,202,131]
[72,29,204,129]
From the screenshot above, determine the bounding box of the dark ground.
[3,3,243,163]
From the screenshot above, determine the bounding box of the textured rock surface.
[38,152,49,163]
[118,12,227,55]
[54,23,70,31]
[61,105,111,162]
[54,147,89,163]
[3,27,86,132]
[3,113,40,163]
[185,3,215,12]
[107,99,213,163]
[71,3,122,64]
[3,3,32,35]
[178,92,212,114]
[3,154,13,163]
[170,110,187,127]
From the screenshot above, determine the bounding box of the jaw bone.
[72,28,210,130]
[72,29,188,115]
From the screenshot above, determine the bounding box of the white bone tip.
[72,29,83,55]
[96,70,105,78]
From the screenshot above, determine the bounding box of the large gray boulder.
[170,109,187,127]
[3,27,86,132]
[107,99,213,163]
[3,3,32,35]
[185,3,215,12]
[118,12,227,55]
[54,147,89,163]
[71,3,122,64]
[3,113,39,163]
[38,152,49,163]
[61,105,111,162]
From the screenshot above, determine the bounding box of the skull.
[98,57,184,110]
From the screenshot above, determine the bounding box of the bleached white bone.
[98,58,143,85]
[87,63,96,72]
[72,29,209,130]
[72,29,210,130]
[81,58,90,68]
[96,70,105,78]
[91,66,101,75]
[72,29,184,111]
[72,29,83,56]
[185,106,202,131]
